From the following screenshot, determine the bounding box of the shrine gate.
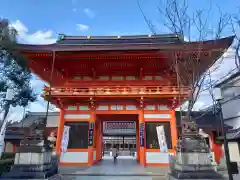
[16,34,234,166]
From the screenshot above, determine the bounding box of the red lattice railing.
[43,86,190,97]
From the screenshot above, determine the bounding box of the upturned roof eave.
[15,35,235,53]
[214,70,240,88]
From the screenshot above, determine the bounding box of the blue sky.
[0,0,239,120]
[1,0,239,37]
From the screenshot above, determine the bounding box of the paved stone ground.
[60,158,168,176]
[60,157,240,180]
[219,172,240,180]
[63,176,167,180]
[63,174,240,180]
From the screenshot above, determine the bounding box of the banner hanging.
[61,125,70,156]
[156,125,168,153]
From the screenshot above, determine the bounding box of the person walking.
[112,145,117,163]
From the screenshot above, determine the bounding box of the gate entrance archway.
[94,114,140,164]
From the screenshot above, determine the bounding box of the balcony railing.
[43,86,190,97]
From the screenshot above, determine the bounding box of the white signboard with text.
[156,125,168,153]
[61,125,70,156]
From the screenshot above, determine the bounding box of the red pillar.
[56,108,65,155]
[139,110,146,166]
[210,133,222,164]
[88,111,96,166]
[136,121,140,161]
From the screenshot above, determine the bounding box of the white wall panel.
[96,106,109,110]
[79,106,89,110]
[66,106,77,110]
[64,114,90,119]
[126,105,137,110]
[144,114,171,119]
[60,152,88,163]
[158,105,170,110]
[228,142,240,163]
[146,152,171,163]
[144,105,155,110]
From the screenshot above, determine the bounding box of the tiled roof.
[16,35,234,52]
[226,127,240,140]
[5,130,24,140]
[8,110,228,130]
[8,112,59,128]
[175,110,231,129]
[56,34,184,45]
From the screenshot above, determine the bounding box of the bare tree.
[230,7,240,69]
[138,0,234,124]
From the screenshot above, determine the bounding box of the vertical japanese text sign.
[140,123,145,147]
[88,122,94,146]
[61,125,70,156]
[156,125,168,153]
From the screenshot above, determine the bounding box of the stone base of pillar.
[169,118,225,179]
[168,134,224,180]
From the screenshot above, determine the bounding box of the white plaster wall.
[66,106,78,110]
[220,79,240,165]
[79,106,89,110]
[46,115,59,127]
[222,98,240,122]
[144,114,171,119]
[229,142,240,163]
[220,79,240,135]
[126,105,137,110]
[221,78,240,130]
[158,105,170,110]
[64,114,90,119]
[60,152,88,163]
[146,152,171,163]
[144,105,155,110]
[222,142,240,163]
[96,106,109,110]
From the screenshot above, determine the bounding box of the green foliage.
[0,153,15,176]
[0,19,36,108]
[0,159,14,175]
[0,152,15,160]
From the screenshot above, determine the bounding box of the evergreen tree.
[0,19,36,113]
